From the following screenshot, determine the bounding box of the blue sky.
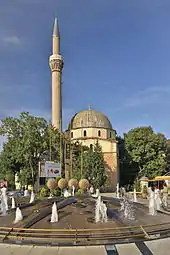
[0,0,170,148]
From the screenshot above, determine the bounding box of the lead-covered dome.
[68,109,112,130]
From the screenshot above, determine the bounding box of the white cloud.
[3,36,21,46]
[122,86,170,109]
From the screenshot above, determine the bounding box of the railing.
[0,222,169,245]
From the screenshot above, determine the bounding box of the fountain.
[116,183,120,198]
[72,185,75,196]
[1,186,8,211]
[29,191,35,203]
[63,189,71,198]
[11,197,16,209]
[133,188,137,202]
[1,197,7,216]
[24,189,29,197]
[95,196,108,223]
[154,188,161,211]
[14,207,23,224]
[148,189,156,216]
[50,202,58,223]
[120,197,135,220]
[92,188,100,198]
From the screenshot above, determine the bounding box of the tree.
[83,141,107,188]
[166,139,170,172]
[124,126,167,179]
[117,136,138,187]
[0,112,60,187]
[71,141,88,180]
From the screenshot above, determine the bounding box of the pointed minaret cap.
[53,17,60,37]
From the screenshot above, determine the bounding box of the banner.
[39,161,61,178]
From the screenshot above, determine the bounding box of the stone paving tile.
[0,244,107,255]
[115,243,142,255]
[145,237,170,255]
[57,246,107,255]
[0,244,33,255]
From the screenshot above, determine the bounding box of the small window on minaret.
[98,130,101,137]
[84,130,87,137]
[71,132,73,138]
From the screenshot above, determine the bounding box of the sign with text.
[39,161,61,178]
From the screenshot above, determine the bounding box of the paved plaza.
[1,238,170,255]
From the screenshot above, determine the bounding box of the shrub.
[39,187,49,198]
[76,189,84,195]
[58,178,68,190]
[79,179,89,191]
[52,188,61,197]
[56,176,62,182]
[142,185,148,199]
[47,178,58,190]
[68,178,78,189]
[134,179,141,192]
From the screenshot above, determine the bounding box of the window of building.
[71,132,73,138]
[90,144,93,150]
[84,130,87,137]
[110,131,112,138]
[98,130,101,137]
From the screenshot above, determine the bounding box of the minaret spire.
[52,17,60,54]
[49,18,64,131]
[53,17,60,37]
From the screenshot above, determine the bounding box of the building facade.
[50,19,119,187]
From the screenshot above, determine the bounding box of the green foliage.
[76,189,84,195]
[133,179,141,192]
[71,141,89,180]
[124,127,167,179]
[51,187,61,196]
[83,141,107,188]
[142,185,148,199]
[0,112,60,187]
[117,136,138,187]
[39,187,49,198]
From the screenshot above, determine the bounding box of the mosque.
[49,19,119,187]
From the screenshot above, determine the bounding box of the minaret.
[49,18,64,131]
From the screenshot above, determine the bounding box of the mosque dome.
[68,108,112,130]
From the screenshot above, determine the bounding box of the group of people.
[148,183,168,215]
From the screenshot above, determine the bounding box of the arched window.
[84,130,87,137]
[90,144,93,150]
[98,130,101,137]
[110,131,112,138]
[71,132,73,138]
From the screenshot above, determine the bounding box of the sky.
[0,0,170,149]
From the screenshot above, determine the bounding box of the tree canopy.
[124,126,167,179]
[0,112,60,187]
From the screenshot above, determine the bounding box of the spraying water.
[95,196,108,223]
[116,183,120,198]
[12,197,16,209]
[50,202,58,223]
[72,186,75,196]
[148,189,157,216]
[1,186,8,211]
[1,197,7,216]
[133,188,137,202]
[24,189,29,197]
[120,197,135,220]
[14,207,23,224]
[29,191,35,204]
